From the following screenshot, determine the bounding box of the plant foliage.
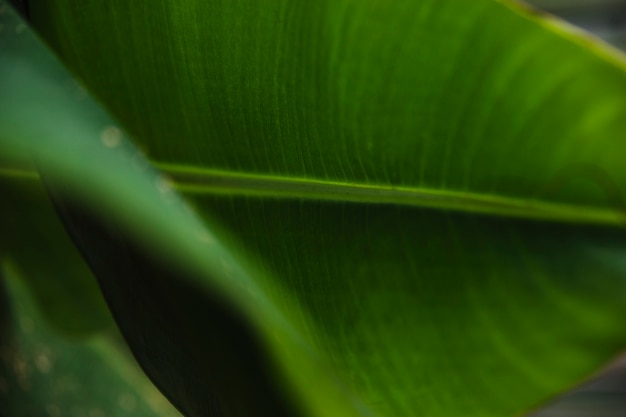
[2,1,626,416]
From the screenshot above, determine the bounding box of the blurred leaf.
[0,175,113,335]
[0,263,182,417]
[1,7,336,416]
[3,1,626,417]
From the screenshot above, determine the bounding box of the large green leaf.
[3,1,626,417]
[28,0,626,208]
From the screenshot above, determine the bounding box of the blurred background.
[529,354,626,416]
[528,0,626,50]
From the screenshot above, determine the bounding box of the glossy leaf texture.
[3,1,626,417]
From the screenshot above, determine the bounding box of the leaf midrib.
[3,162,625,228]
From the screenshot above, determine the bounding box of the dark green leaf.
[0,175,113,335]
[0,263,182,417]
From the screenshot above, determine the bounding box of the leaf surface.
[2,1,626,417]
[0,263,182,417]
[0,175,113,335]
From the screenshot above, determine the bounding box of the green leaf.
[0,175,113,335]
[0,263,182,417]
[0,3,110,336]
[1,8,346,416]
[3,1,626,417]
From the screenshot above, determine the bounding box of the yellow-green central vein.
[3,162,625,227]
[152,163,626,228]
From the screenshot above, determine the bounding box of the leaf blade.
[4,1,626,416]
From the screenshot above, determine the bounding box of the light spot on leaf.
[13,354,31,391]
[195,230,215,245]
[88,408,105,417]
[156,176,174,197]
[35,352,52,374]
[46,404,61,417]
[20,317,34,333]
[100,126,122,148]
[118,392,138,412]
